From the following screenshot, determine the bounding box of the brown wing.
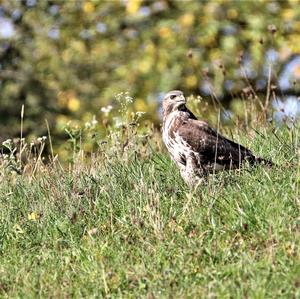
[177,119,258,167]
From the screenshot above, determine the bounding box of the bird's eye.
[170,95,176,100]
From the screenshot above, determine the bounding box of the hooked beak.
[173,95,186,110]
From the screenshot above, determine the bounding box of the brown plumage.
[162,90,272,186]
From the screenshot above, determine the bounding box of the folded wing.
[177,119,269,168]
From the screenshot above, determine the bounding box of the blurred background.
[1,0,300,153]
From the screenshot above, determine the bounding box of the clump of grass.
[0,92,299,297]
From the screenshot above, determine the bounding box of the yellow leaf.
[158,27,172,39]
[282,9,294,20]
[179,13,195,27]
[185,75,198,88]
[138,59,152,73]
[28,212,39,221]
[126,0,142,15]
[83,1,95,14]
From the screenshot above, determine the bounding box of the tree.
[0,0,300,145]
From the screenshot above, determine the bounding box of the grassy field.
[0,121,299,298]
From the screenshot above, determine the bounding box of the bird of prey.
[162,90,272,186]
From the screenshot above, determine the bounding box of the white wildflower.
[85,122,91,129]
[113,117,123,128]
[115,92,133,104]
[125,94,133,103]
[101,105,113,114]
[2,139,12,148]
[91,115,98,126]
[37,136,47,143]
[136,111,145,117]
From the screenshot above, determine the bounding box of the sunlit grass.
[0,119,299,298]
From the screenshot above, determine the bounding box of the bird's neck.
[177,105,198,120]
[163,105,197,124]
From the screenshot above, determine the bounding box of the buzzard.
[162,90,272,186]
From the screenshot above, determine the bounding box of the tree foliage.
[1,0,300,144]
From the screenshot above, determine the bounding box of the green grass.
[0,125,299,298]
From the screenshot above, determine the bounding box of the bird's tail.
[254,156,274,167]
[243,149,274,167]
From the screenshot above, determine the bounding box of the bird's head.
[162,90,186,115]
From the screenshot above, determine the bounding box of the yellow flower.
[28,212,39,221]
[68,96,80,112]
